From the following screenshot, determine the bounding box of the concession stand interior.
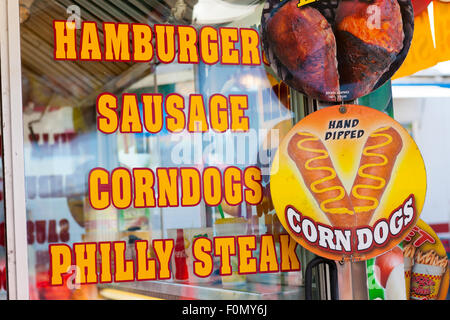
[0,0,448,301]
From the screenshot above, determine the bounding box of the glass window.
[18,0,318,300]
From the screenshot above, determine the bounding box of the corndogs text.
[53,21,261,65]
[285,194,416,254]
[297,0,319,7]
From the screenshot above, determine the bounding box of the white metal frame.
[0,0,30,300]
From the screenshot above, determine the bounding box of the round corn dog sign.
[270,105,427,261]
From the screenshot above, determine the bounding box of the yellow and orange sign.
[403,219,449,300]
[393,0,450,79]
[270,105,427,261]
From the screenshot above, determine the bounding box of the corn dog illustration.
[287,132,355,228]
[350,126,403,225]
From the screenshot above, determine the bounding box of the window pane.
[19,0,314,300]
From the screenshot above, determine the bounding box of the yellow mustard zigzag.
[351,127,392,213]
[296,132,353,215]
